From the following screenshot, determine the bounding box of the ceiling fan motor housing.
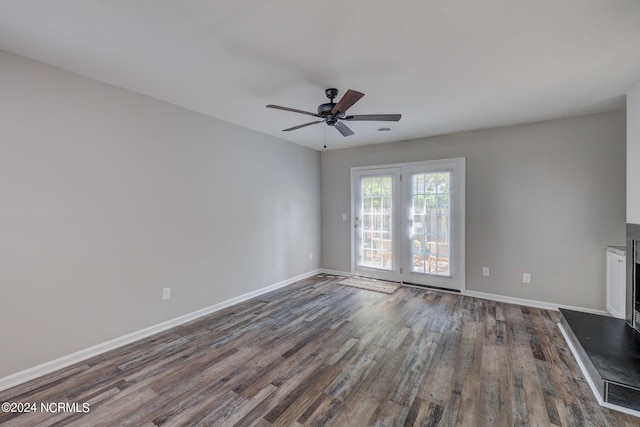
[318,102,337,116]
[320,88,340,123]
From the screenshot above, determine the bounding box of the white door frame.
[351,158,466,292]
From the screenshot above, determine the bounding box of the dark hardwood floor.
[1,274,638,426]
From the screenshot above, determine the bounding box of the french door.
[352,167,402,282]
[352,158,465,292]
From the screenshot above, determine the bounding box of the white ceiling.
[1,1,639,151]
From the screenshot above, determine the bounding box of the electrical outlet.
[310,252,313,260]
[162,288,171,301]
[522,273,531,284]
[342,213,347,221]
[482,267,490,277]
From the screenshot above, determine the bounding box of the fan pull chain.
[324,123,327,149]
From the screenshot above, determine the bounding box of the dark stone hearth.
[560,308,640,412]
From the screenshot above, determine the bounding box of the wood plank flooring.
[1,274,638,426]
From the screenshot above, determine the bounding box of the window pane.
[359,175,393,270]
[411,171,451,276]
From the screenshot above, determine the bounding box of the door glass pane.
[359,175,393,270]
[411,172,451,275]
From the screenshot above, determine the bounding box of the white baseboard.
[0,269,322,392]
[465,290,609,316]
[558,323,640,418]
[317,273,608,315]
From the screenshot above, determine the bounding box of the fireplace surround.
[626,223,640,333]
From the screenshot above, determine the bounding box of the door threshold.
[401,282,461,294]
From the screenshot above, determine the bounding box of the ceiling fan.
[266,88,401,137]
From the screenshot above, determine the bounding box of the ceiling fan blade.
[282,120,324,132]
[344,114,402,122]
[331,89,365,114]
[266,104,320,117]
[334,121,355,137]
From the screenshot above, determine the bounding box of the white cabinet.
[606,247,626,319]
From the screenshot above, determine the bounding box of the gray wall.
[0,51,321,378]
[321,111,626,310]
